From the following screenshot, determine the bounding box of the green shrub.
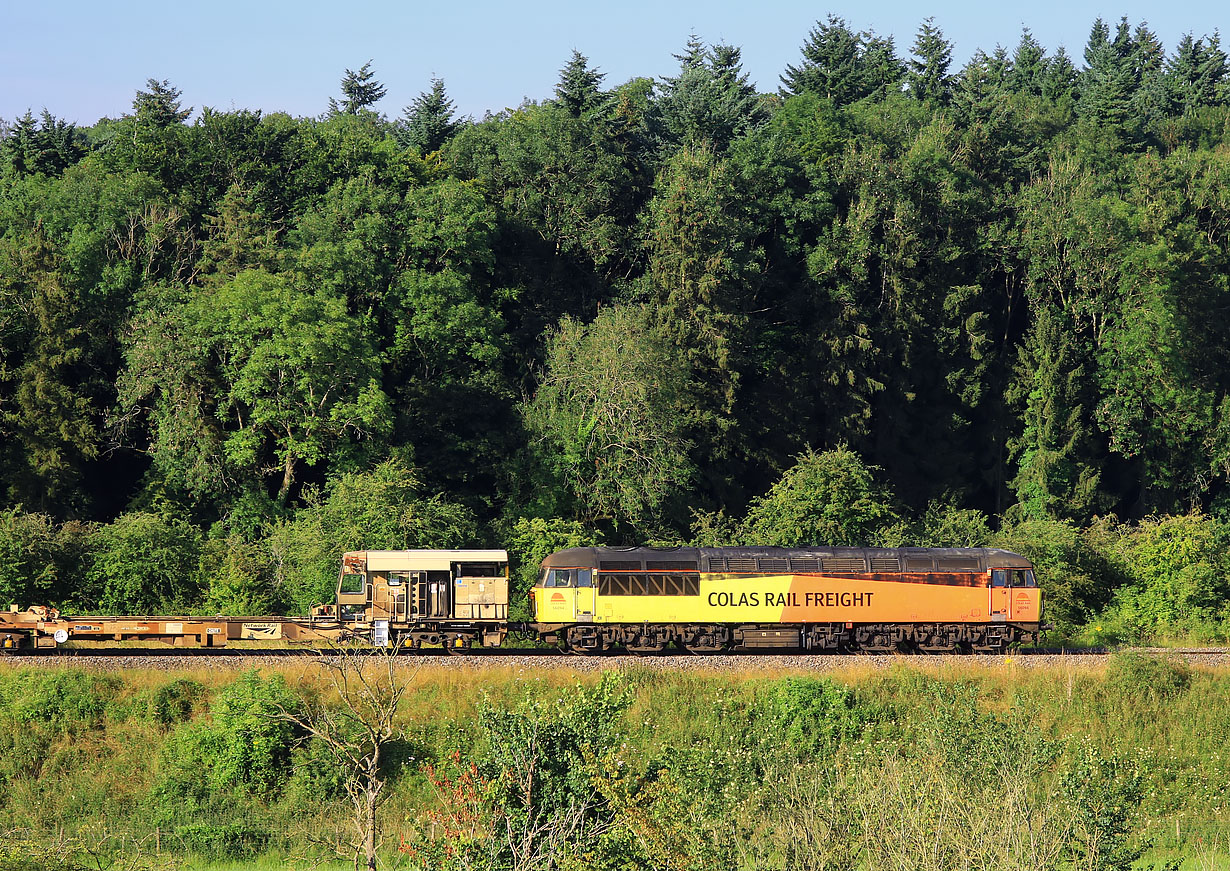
[87,511,204,613]
[146,678,207,728]
[1097,514,1230,642]
[0,671,120,728]
[265,459,477,614]
[1105,651,1192,702]
[993,517,1118,636]
[172,820,271,860]
[200,535,275,616]
[0,509,94,609]
[153,670,302,818]
[738,446,900,547]
[762,676,875,756]
[480,671,631,817]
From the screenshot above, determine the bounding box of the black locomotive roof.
[540,545,1033,570]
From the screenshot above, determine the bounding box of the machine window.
[340,573,365,595]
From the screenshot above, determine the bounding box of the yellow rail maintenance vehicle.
[316,549,510,650]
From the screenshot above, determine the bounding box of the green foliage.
[739,446,899,546]
[781,15,906,105]
[398,78,461,152]
[0,671,120,728]
[200,534,275,616]
[145,678,207,728]
[1096,514,1230,641]
[524,304,694,528]
[0,508,91,607]
[761,677,874,756]
[479,671,631,814]
[1104,651,1192,701]
[86,510,203,613]
[1059,737,1150,871]
[993,517,1117,636]
[328,61,388,117]
[154,671,301,811]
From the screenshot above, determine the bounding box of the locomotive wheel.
[682,636,724,654]
[626,633,667,655]
[565,627,604,655]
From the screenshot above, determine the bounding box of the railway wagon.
[320,549,511,649]
[531,546,1042,653]
[1,549,510,651]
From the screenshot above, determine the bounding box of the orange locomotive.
[531,546,1043,654]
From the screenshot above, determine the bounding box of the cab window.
[340,572,365,595]
[577,569,593,588]
[991,569,1008,588]
[551,569,573,588]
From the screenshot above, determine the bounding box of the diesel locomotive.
[530,545,1042,653]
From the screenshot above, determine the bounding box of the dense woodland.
[4,17,1230,639]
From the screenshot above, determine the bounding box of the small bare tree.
[277,643,410,871]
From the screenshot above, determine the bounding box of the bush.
[0,509,93,609]
[762,677,874,756]
[993,517,1118,636]
[265,459,477,614]
[0,671,120,728]
[145,678,207,728]
[738,446,900,547]
[171,821,271,860]
[199,534,275,615]
[1104,651,1192,702]
[1096,514,1230,642]
[87,511,204,613]
[153,670,302,816]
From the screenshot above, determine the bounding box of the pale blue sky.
[2,0,1226,126]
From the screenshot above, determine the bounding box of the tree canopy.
[5,20,1230,636]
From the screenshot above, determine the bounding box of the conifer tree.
[907,17,954,103]
[554,50,606,117]
[328,61,387,116]
[782,16,905,104]
[1008,29,1047,96]
[655,37,767,151]
[132,79,191,127]
[397,78,460,152]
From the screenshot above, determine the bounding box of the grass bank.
[0,654,1227,870]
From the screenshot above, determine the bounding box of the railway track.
[5,645,1229,670]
